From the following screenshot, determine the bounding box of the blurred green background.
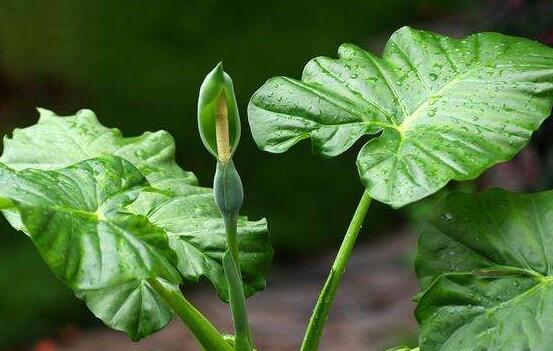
[1,0,552,349]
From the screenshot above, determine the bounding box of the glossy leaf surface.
[1,108,198,190]
[130,189,272,301]
[77,278,178,341]
[248,27,553,207]
[0,156,182,340]
[416,189,553,350]
[1,109,272,298]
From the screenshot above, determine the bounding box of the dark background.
[1,1,552,350]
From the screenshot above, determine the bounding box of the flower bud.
[214,160,244,221]
[197,63,241,163]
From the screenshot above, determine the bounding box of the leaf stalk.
[147,278,233,351]
[300,190,373,351]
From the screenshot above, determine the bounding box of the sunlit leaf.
[0,156,182,340]
[1,108,198,190]
[1,109,272,300]
[248,27,553,207]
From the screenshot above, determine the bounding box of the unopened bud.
[198,63,241,163]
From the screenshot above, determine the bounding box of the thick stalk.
[147,278,233,351]
[300,190,373,351]
[225,215,241,264]
[223,248,252,351]
[214,161,252,351]
[212,82,252,350]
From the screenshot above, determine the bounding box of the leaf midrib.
[397,69,473,133]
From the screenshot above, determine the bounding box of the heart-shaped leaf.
[1,109,272,298]
[0,156,182,340]
[248,27,553,207]
[0,156,181,289]
[416,189,553,350]
[129,190,273,301]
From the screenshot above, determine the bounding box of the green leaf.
[415,189,553,350]
[77,278,178,341]
[1,108,198,190]
[248,27,553,207]
[0,156,182,340]
[1,109,272,298]
[129,189,273,301]
[0,156,181,289]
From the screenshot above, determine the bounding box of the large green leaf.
[248,27,553,207]
[415,189,553,350]
[0,156,182,340]
[1,109,272,297]
[129,190,273,301]
[1,108,198,190]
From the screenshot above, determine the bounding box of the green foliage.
[1,108,197,189]
[416,190,553,350]
[247,26,553,350]
[0,156,181,288]
[0,1,483,267]
[129,186,271,300]
[248,26,553,207]
[2,19,553,349]
[0,110,272,340]
[0,156,181,340]
[78,279,179,341]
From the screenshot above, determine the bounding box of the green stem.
[214,160,253,351]
[300,190,373,351]
[147,278,233,351]
[223,216,254,351]
[225,216,241,265]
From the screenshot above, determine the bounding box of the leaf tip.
[36,107,54,120]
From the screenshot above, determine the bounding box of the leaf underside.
[416,189,553,350]
[248,26,553,207]
[0,110,272,339]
